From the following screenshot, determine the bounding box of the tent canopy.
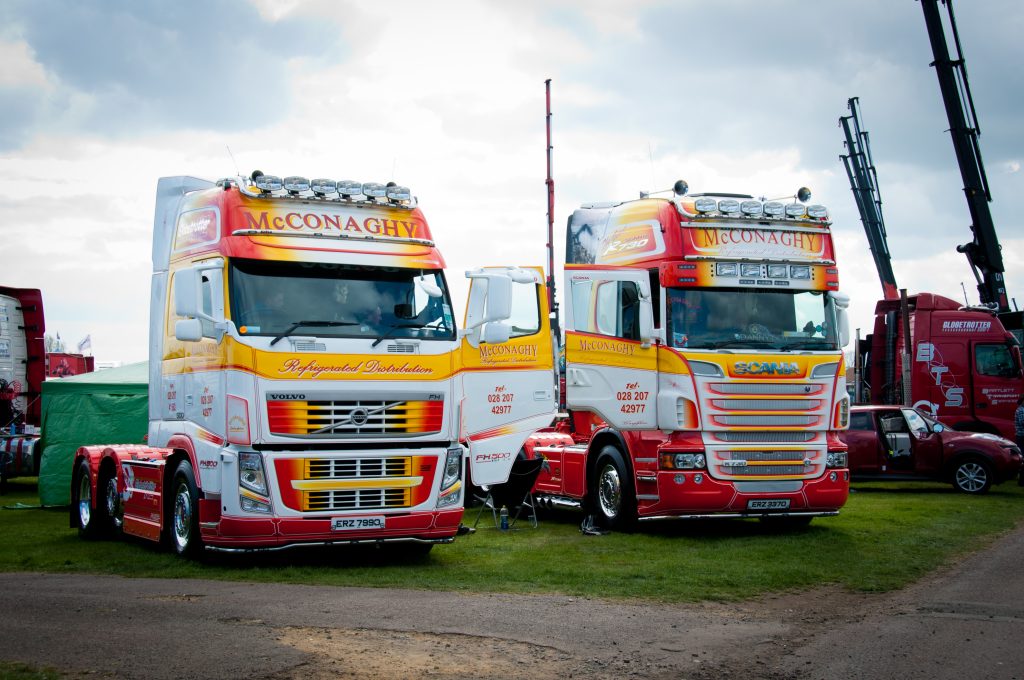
[37,362,148,506]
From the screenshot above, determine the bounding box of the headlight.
[661,452,706,469]
[238,451,268,496]
[826,451,848,468]
[440,447,462,491]
[240,494,272,514]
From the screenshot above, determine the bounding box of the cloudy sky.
[1,0,1021,363]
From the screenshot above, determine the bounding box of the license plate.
[747,499,790,510]
[331,516,385,531]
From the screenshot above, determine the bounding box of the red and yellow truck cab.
[526,183,851,528]
[72,173,556,555]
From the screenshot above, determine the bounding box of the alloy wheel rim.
[78,474,91,527]
[956,463,986,492]
[173,484,192,551]
[598,465,622,518]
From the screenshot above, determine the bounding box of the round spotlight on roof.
[785,203,807,218]
[283,176,310,195]
[740,200,763,216]
[718,199,740,214]
[310,178,337,196]
[797,187,812,203]
[694,197,717,213]
[254,174,283,193]
[673,179,689,196]
[385,184,412,203]
[362,182,387,198]
[337,180,362,197]
[806,204,828,219]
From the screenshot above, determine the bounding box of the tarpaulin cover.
[37,362,148,506]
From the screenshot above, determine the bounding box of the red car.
[841,405,1022,494]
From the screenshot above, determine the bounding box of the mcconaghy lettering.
[696,228,821,252]
[242,211,423,238]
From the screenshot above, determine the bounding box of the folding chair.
[473,457,544,529]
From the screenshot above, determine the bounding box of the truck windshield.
[666,288,838,351]
[229,259,455,341]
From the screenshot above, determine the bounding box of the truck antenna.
[226,146,240,176]
[545,79,560,341]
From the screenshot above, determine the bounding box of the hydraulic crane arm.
[920,0,1009,312]
[840,97,899,301]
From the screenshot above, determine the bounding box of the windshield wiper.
[371,322,428,348]
[270,320,359,346]
[781,339,832,351]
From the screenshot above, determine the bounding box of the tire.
[100,469,123,535]
[590,446,636,531]
[951,457,992,495]
[73,459,108,539]
[169,460,203,557]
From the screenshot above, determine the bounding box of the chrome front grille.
[723,450,814,462]
[305,488,409,511]
[713,431,816,443]
[711,399,821,411]
[710,383,821,395]
[267,395,444,438]
[307,457,410,479]
[714,415,817,427]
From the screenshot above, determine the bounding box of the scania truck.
[71,173,556,555]
[526,182,852,529]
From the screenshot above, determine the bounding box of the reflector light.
[361,182,386,198]
[740,200,763,216]
[790,265,811,279]
[785,203,806,218]
[763,201,784,216]
[741,264,762,277]
[310,178,337,195]
[716,262,738,277]
[718,199,740,214]
[283,176,310,194]
[768,264,788,278]
[694,197,717,213]
[337,180,362,196]
[255,175,283,192]
[807,204,828,219]
[386,184,412,202]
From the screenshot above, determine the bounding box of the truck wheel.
[101,471,123,534]
[74,459,107,539]
[591,446,636,531]
[952,457,992,494]
[170,460,203,557]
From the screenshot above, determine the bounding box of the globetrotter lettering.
[941,320,992,333]
[577,338,637,356]
[241,210,424,239]
[279,358,432,379]
[479,344,539,363]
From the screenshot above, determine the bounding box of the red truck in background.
[0,287,46,482]
[862,293,1023,440]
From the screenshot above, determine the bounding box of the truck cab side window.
[975,344,1017,378]
[849,412,873,431]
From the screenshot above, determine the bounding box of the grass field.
[2,477,1022,603]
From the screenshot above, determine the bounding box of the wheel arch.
[586,428,633,486]
[943,449,992,479]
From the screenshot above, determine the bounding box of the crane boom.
[840,97,899,301]
[920,0,1009,313]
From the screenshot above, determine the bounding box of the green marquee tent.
[37,362,148,506]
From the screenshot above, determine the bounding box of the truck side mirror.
[482,275,512,323]
[175,318,203,342]
[639,298,655,348]
[174,269,201,318]
[829,291,851,347]
[481,321,511,344]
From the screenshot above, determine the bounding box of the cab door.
[563,267,658,429]
[460,267,557,485]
